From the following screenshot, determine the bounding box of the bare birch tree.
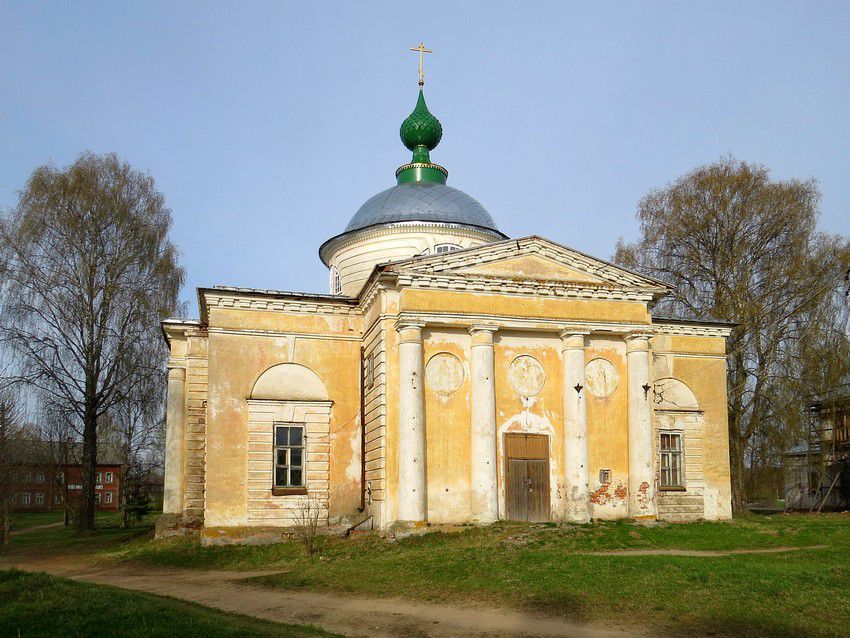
[615,158,850,511]
[0,153,183,530]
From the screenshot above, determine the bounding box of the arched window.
[434,243,461,254]
[329,266,342,295]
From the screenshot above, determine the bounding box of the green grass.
[0,569,338,637]
[109,514,850,638]
[2,511,156,556]
[8,510,65,531]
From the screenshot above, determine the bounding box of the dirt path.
[9,522,64,537]
[1,555,645,638]
[583,544,828,557]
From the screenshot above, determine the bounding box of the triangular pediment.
[454,254,606,284]
[388,236,671,291]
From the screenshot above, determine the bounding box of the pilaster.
[626,332,657,519]
[468,324,499,523]
[560,327,591,522]
[395,320,427,522]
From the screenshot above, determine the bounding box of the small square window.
[599,469,611,484]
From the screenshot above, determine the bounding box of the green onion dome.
[400,90,443,153]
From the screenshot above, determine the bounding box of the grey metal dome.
[343,181,504,235]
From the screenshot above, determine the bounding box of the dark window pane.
[275,427,288,446]
[290,469,303,486]
[275,466,287,487]
[277,449,288,466]
[289,428,303,447]
[290,449,302,467]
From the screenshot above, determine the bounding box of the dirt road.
[1,555,645,638]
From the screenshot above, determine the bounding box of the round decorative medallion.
[425,353,465,395]
[585,358,619,398]
[508,355,546,397]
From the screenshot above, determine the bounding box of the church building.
[160,68,733,541]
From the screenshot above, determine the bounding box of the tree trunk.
[729,429,748,513]
[120,464,129,529]
[77,401,98,530]
[1,501,9,545]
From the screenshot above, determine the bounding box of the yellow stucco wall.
[167,270,732,533]
[422,328,473,523]
[585,336,630,519]
[203,314,362,528]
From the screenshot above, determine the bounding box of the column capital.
[559,326,590,350]
[625,331,653,352]
[468,323,499,335]
[395,318,426,339]
[167,366,187,379]
[468,324,498,347]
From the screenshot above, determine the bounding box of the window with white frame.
[329,267,342,295]
[35,472,45,483]
[96,472,102,484]
[104,492,113,504]
[21,493,30,505]
[105,472,114,484]
[274,424,305,488]
[35,493,44,505]
[94,492,101,503]
[659,432,684,489]
[434,243,461,254]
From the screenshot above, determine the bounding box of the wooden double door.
[505,433,551,522]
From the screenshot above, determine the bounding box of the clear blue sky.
[2,2,848,311]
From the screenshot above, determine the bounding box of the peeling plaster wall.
[422,328,473,523]
[494,331,565,520]
[203,307,362,529]
[585,336,630,520]
[652,334,733,520]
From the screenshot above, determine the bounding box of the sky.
[2,1,849,312]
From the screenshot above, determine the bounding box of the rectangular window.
[104,492,113,504]
[94,492,101,503]
[105,472,114,484]
[274,424,305,489]
[35,472,45,483]
[659,432,684,489]
[54,494,62,505]
[35,493,45,505]
[96,472,102,484]
[21,493,31,505]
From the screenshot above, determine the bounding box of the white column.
[163,366,186,515]
[561,328,591,522]
[396,320,427,522]
[626,332,657,519]
[469,325,499,523]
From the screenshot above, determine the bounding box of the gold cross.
[410,42,432,87]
